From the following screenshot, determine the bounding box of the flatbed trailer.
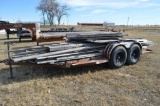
[0,30,152,78]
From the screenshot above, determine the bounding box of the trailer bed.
[1,31,152,78]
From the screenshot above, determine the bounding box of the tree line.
[36,0,70,26]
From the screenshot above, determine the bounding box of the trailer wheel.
[126,44,141,65]
[109,46,127,68]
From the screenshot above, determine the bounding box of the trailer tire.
[126,44,141,65]
[109,46,127,68]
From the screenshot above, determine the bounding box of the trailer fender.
[104,41,142,60]
[129,42,142,52]
[104,42,126,60]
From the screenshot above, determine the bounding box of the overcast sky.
[0,0,160,25]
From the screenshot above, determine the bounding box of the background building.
[77,22,115,26]
[103,22,115,26]
[77,22,103,26]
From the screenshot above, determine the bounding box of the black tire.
[126,44,141,65]
[109,46,127,68]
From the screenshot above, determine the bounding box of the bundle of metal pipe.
[11,43,105,63]
[37,31,127,43]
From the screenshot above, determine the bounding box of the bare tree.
[56,5,70,25]
[36,0,58,26]
[17,19,22,23]
[45,0,58,26]
[36,0,46,26]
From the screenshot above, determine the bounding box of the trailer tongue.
[1,31,152,78]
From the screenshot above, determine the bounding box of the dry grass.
[0,26,160,106]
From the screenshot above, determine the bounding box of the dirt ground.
[0,26,160,106]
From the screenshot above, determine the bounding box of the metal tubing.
[7,42,11,59]
[7,34,9,40]
[7,42,14,79]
